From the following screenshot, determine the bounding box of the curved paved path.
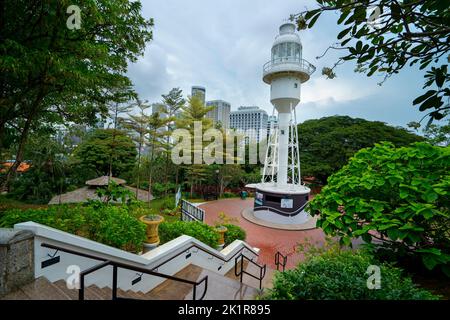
[199,198,326,270]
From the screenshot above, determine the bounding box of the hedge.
[0,204,146,253]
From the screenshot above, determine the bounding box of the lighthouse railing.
[263,57,316,75]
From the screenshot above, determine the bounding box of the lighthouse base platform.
[243,183,317,230]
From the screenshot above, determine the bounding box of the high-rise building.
[229,106,268,143]
[267,115,278,138]
[206,100,231,129]
[191,86,206,105]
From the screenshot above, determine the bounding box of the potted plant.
[214,212,238,249]
[214,225,228,248]
[139,214,164,247]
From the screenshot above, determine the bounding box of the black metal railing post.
[193,284,197,300]
[112,265,118,300]
[275,251,287,272]
[79,276,85,300]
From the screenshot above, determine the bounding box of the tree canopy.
[298,115,423,183]
[309,142,450,275]
[72,129,137,179]
[292,0,450,123]
[0,0,153,186]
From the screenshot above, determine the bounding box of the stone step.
[225,258,275,290]
[1,264,261,300]
[142,264,259,300]
[2,277,71,300]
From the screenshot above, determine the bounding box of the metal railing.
[263,58,316,76]
[41,243,208,300]
[181,199,205,222]
[234,255,267,290]
[275,251,287,272]
[150,242,259,271]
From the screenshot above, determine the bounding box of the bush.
[150,182,177,198]
[223,224,246,246]
[309,142,450,275]
[266,246,439,300]
[160,196,176,211]
[159,221,219,248]
[0,204,146,253]
[222,192,237,198]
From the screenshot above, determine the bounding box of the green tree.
[146,112,171,203]
[160,88,185,192]
[292,0,450,122]
[298,116,423,184]
[423,119,450,147]
[121,98,151,197]
[409,115,450,147]
[176,96,214,197]
[72,129,137,179]
[309,142,450,275]
[9,127,68,203]
[0,0,153,187]
[266,243,438,300]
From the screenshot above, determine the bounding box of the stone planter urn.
[215,225,228,250]
[140,215,164,252]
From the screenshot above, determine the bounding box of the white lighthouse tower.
[246,22,316,227]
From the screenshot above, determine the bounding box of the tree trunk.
[147,137,156,208]
[136,138,142,199]
[164,149,169,197]
[220,178,225,198]
[2,115,33,190]
[1,91,44,191]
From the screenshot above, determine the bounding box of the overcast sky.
[127,0,429,128]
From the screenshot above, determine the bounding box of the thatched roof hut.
[48,176,153,205]
[85,176,126,186]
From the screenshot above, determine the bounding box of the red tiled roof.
[0,162,31,173]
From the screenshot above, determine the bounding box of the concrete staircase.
[1,264,268,300]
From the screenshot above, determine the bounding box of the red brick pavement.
[199,198,327,270]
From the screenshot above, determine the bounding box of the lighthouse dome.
[271,22,302,62]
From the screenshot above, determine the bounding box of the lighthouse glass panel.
[295,44,301,60]
[272,45,279,62]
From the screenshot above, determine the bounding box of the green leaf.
[355,40,363,52]
[338,27,352,40]
[413,90,436,105]
[308,13,321,29]
[304,9,320,20]
[422,255,438,270]
[337,10,351,24]
[361,233,372,243]
[422,191,438,203]
[387,229,398,241]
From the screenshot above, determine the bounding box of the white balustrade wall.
[14,222,259,294]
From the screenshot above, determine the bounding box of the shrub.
[93,206,146,252]
[266,246,439,300]
[159,221,219,248]
[0,204,146,253]
[309,142,450,276]
[222,192,237,198]
[223,224,246,246]
[160,196,176,211]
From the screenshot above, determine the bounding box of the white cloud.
[125,0,426,128]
